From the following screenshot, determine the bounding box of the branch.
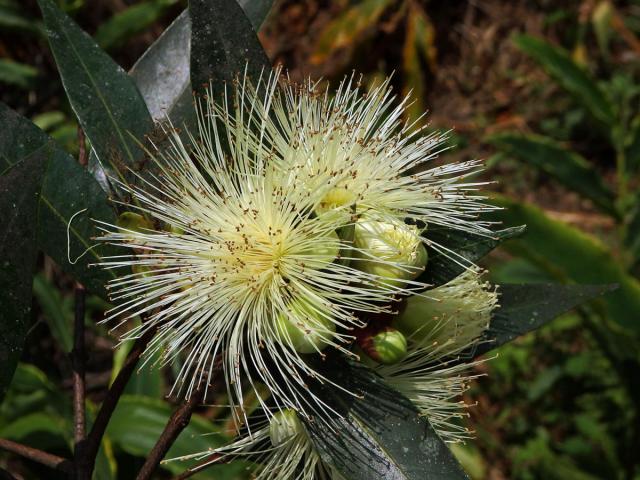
[136,386,206,480]
[0,467,17,480]
[72,285,87,479]
[81,325,158,477]
[0,438,72,474]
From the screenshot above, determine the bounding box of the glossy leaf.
[189,0,271,98]
[129,0,271,124]
[311,0,393,65]
[488,133,618,217]
[0,103,119,297]
[106,395,243,479]
[419,225,526,286]
[95,0,179,50]
[38,0,154,188]
[471,283,615,358]
[514,34,614,126]
[492,196,640,333]
[0,153,43,401]
[306,357,468,480]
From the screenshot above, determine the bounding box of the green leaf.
[488,133,618,218]
[514,34,614,126]
[106,395,242,479]
[626,115,640,173]
[129,0,272,124]
[0,153,43,402]
[420,225,526,286]
[95,0,179,50]
[189,0,271,98]
[472,283,614,357]
[37,0,154,188]
[0,103,119,297]
[492,196,640,333]
[32,273,73,352]
[306,357,468,480]
[0,2,43,34]
[0,58,39,89]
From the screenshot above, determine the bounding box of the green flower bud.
[269,409,304,447]
[394,270,498,355]
[360,327,408,365]
[117,212,154,233]
[307,229,340,266]
[276,297,336,354]
[353,219,427,288]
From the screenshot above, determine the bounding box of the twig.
[81,326,158,477]
[0,438,73,474]
[77,127,87,167]
[72,284,87,479]
[171,453,227,480]
[0,467,17,480]
[136,386,206,480]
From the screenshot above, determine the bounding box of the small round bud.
[269,409,304,447]
[360,327,408,365]
[117,212,154,233]
[353,219,427,288]
[276,297,336,354]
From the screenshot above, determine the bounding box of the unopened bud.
[269,409,303,447]
[360,327,408,365]
[276,297,336,354]
[353,219,427,289]
[316,187,357,215]
[117,212,153,233]
[306,229,340,267]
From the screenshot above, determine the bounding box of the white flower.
[95,69,494,423]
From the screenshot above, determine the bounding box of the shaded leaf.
[514,34,614,126]
[38,0,154,189]
[0,153,43,401]
[306,357,468,480]
[472,283,615,357]
[488,133,618,217]
[189,0,271,98]
[95,0,179,50]
[32,273,73,352]
[419,225,526,286]
[106,395,243,479]
[492,196,640,333]
[0,103,119,297]
[0,58,39,89]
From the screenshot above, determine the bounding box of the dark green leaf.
[106,395,243,479]
[514,34,614,126]
[32,274,73,352]
[0,153,43,401]
[420,225,526,286]
[189,0,271,98]
[492,196,640,333]
[0,58,39,89]
[0,3,43,34]
[0,103,119,297]
[488,133,618,218]
[95,0,179,50]
[129,0,272,124]
[471,283,615,358]
[626,115,640,174]
[306,357,468,480]
[37,0,154,188]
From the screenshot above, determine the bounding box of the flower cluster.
[97,69,499,476]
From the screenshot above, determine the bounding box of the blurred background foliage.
[1,0,640,478]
